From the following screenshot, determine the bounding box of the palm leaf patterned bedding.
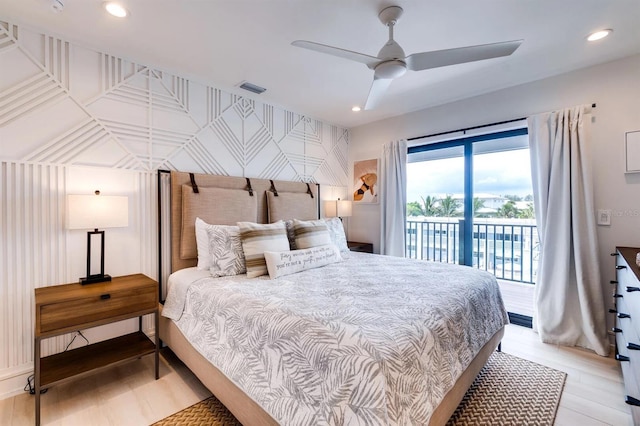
[163,252,508,425]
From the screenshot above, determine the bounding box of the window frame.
[407,127,529,266]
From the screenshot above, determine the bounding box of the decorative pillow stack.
[237,221,290,278]
[195,216,350,280]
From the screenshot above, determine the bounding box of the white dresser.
[613,246,640,424]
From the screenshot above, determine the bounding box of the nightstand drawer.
[38,282,156,335]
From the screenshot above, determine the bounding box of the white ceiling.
[2,0,639,128]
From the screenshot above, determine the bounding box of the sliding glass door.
[406,126,536,326]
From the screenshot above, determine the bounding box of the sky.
[406,148,533,203]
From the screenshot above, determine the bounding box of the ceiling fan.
[292,5,523,110]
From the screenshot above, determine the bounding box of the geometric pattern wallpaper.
[0,20,349,186]
[0,19,348,396]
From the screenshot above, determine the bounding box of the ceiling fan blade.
[406,39,523,71]
[364,77,393,110]
[292,40,380,67]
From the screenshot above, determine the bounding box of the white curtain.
[528,106,609,356]
[380,139,407,256]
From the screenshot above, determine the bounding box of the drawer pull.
[627,287,640,292]
[616,354,630,361]
[610,280,619,284]
[628,343,640,351]
[612,327,623,333]
[616,265,627,270]
[613,294,623,298]
[100,294,111,300]
[626,396,640,406]
[609,308,618,313]
[618,313,631,319]
[611,253,619,256]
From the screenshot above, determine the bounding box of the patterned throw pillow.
[284,219,297,250]
[238,221,290,278]
[293,219,331,249]
[322,217,349,252]
[207,225,246,277]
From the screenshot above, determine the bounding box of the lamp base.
[80,274,112,285]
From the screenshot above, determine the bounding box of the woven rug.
[153,351,566,426]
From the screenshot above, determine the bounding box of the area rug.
[152,351,566,426]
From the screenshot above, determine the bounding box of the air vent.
[238,81,266,94]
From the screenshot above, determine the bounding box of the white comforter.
[163,252,508,425]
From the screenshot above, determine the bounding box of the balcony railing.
[406,219,539,284]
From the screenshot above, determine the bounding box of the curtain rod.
[407,103,596,142]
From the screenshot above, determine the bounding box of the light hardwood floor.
[0,325,631,425]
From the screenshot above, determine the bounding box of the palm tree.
[517,202,535,219]
[473,197,486,217]
[437,195,460,217]
[420,195,439,217]
[496,200,519,218]
[407,201,423,216]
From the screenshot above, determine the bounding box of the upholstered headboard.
[168,171,319,273]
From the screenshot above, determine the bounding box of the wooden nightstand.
[34,274,159,426]
[347,241,374,253]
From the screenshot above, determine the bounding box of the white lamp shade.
[324,199,352,218]
[66,194,129,230]
[324,200,337,218]
[337,200,352,217]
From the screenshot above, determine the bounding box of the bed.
[158,170,508,426]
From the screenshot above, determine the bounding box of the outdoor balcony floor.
[497,279,535,318]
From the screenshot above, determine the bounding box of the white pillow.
[264,244,342,279]
[322,217,349,253]
[207,225,246,277]
[195,217,214,270]
[238,221,290,278]
[293,218,331,249]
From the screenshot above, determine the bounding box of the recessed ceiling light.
[104,2,128,18]
[587,29,612,42]
[352,106,361,112]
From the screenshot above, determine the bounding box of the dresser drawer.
[620,360,640,420]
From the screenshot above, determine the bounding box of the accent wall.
[0,20,350,398]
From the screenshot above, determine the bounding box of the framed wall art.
[625,130,640,173]
[353,159,379,204]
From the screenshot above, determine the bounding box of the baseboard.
[0,364,33,400]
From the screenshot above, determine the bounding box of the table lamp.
[324,198,353,220]
[66,191,129,284]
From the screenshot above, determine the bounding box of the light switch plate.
[597,209,611,226]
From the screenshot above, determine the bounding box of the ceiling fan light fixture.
[375,60,407,79]
[587,29,612,42]
[104,2,128,18]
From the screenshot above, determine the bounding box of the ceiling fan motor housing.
[375,60,407,79]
